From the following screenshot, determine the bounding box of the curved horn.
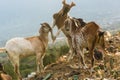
[73,19,80,27]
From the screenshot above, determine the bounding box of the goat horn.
[70,2,76,7]
[62,0,66,5]
[74,19,79,27]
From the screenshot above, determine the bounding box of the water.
[0,0,120,46]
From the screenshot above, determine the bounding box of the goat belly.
[5,37,35,57]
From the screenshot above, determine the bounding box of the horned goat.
[64,17,105,69]
[0,23,54,80]
[52,0,75,61]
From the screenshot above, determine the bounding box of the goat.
[0,23,54,80]
[64,17,105,69]
[0,63,12,80]
[52,0,75,61]
[64,17,87,60]
[52,0,75,29]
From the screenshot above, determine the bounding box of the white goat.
[0,23,54,80]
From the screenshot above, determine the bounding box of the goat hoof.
[36,72,40,75]
[79,65,88,69]
[89,68,95,76]
[83,66,88,69]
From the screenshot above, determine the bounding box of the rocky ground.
[24,31,120,80]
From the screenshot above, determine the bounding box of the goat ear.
[73,19,80,27]
[74,20,80,27]
[40,23,43,26]
[40,23,46,27]
[62,0,66,5]
[70,2,76,7]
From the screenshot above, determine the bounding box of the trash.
[73,75,78,80]
[43,73,52,80]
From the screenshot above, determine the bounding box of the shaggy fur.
[64,17,105,68]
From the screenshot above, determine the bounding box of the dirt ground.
[34,54,120,80]
[27,32,120,80]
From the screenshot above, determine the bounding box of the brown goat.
[52,0,75,29]
[64,17,105,69]
[52,0,75,61]
[0,63,12,80]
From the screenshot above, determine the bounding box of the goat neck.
[39,32,49,47]
[50,29,56,42]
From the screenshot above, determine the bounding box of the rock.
[104,31,111,41]
[84,78,94,80]
[27,72,36,79]
[107,45,116,53]
[115,52,120,55]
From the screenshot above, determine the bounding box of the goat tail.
[0,47,6,53]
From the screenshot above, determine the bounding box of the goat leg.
[81,50,88,69]
[14,63,22,80]
[77,49,88,69]
[52,19,56,28]
[67,38,74,62]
